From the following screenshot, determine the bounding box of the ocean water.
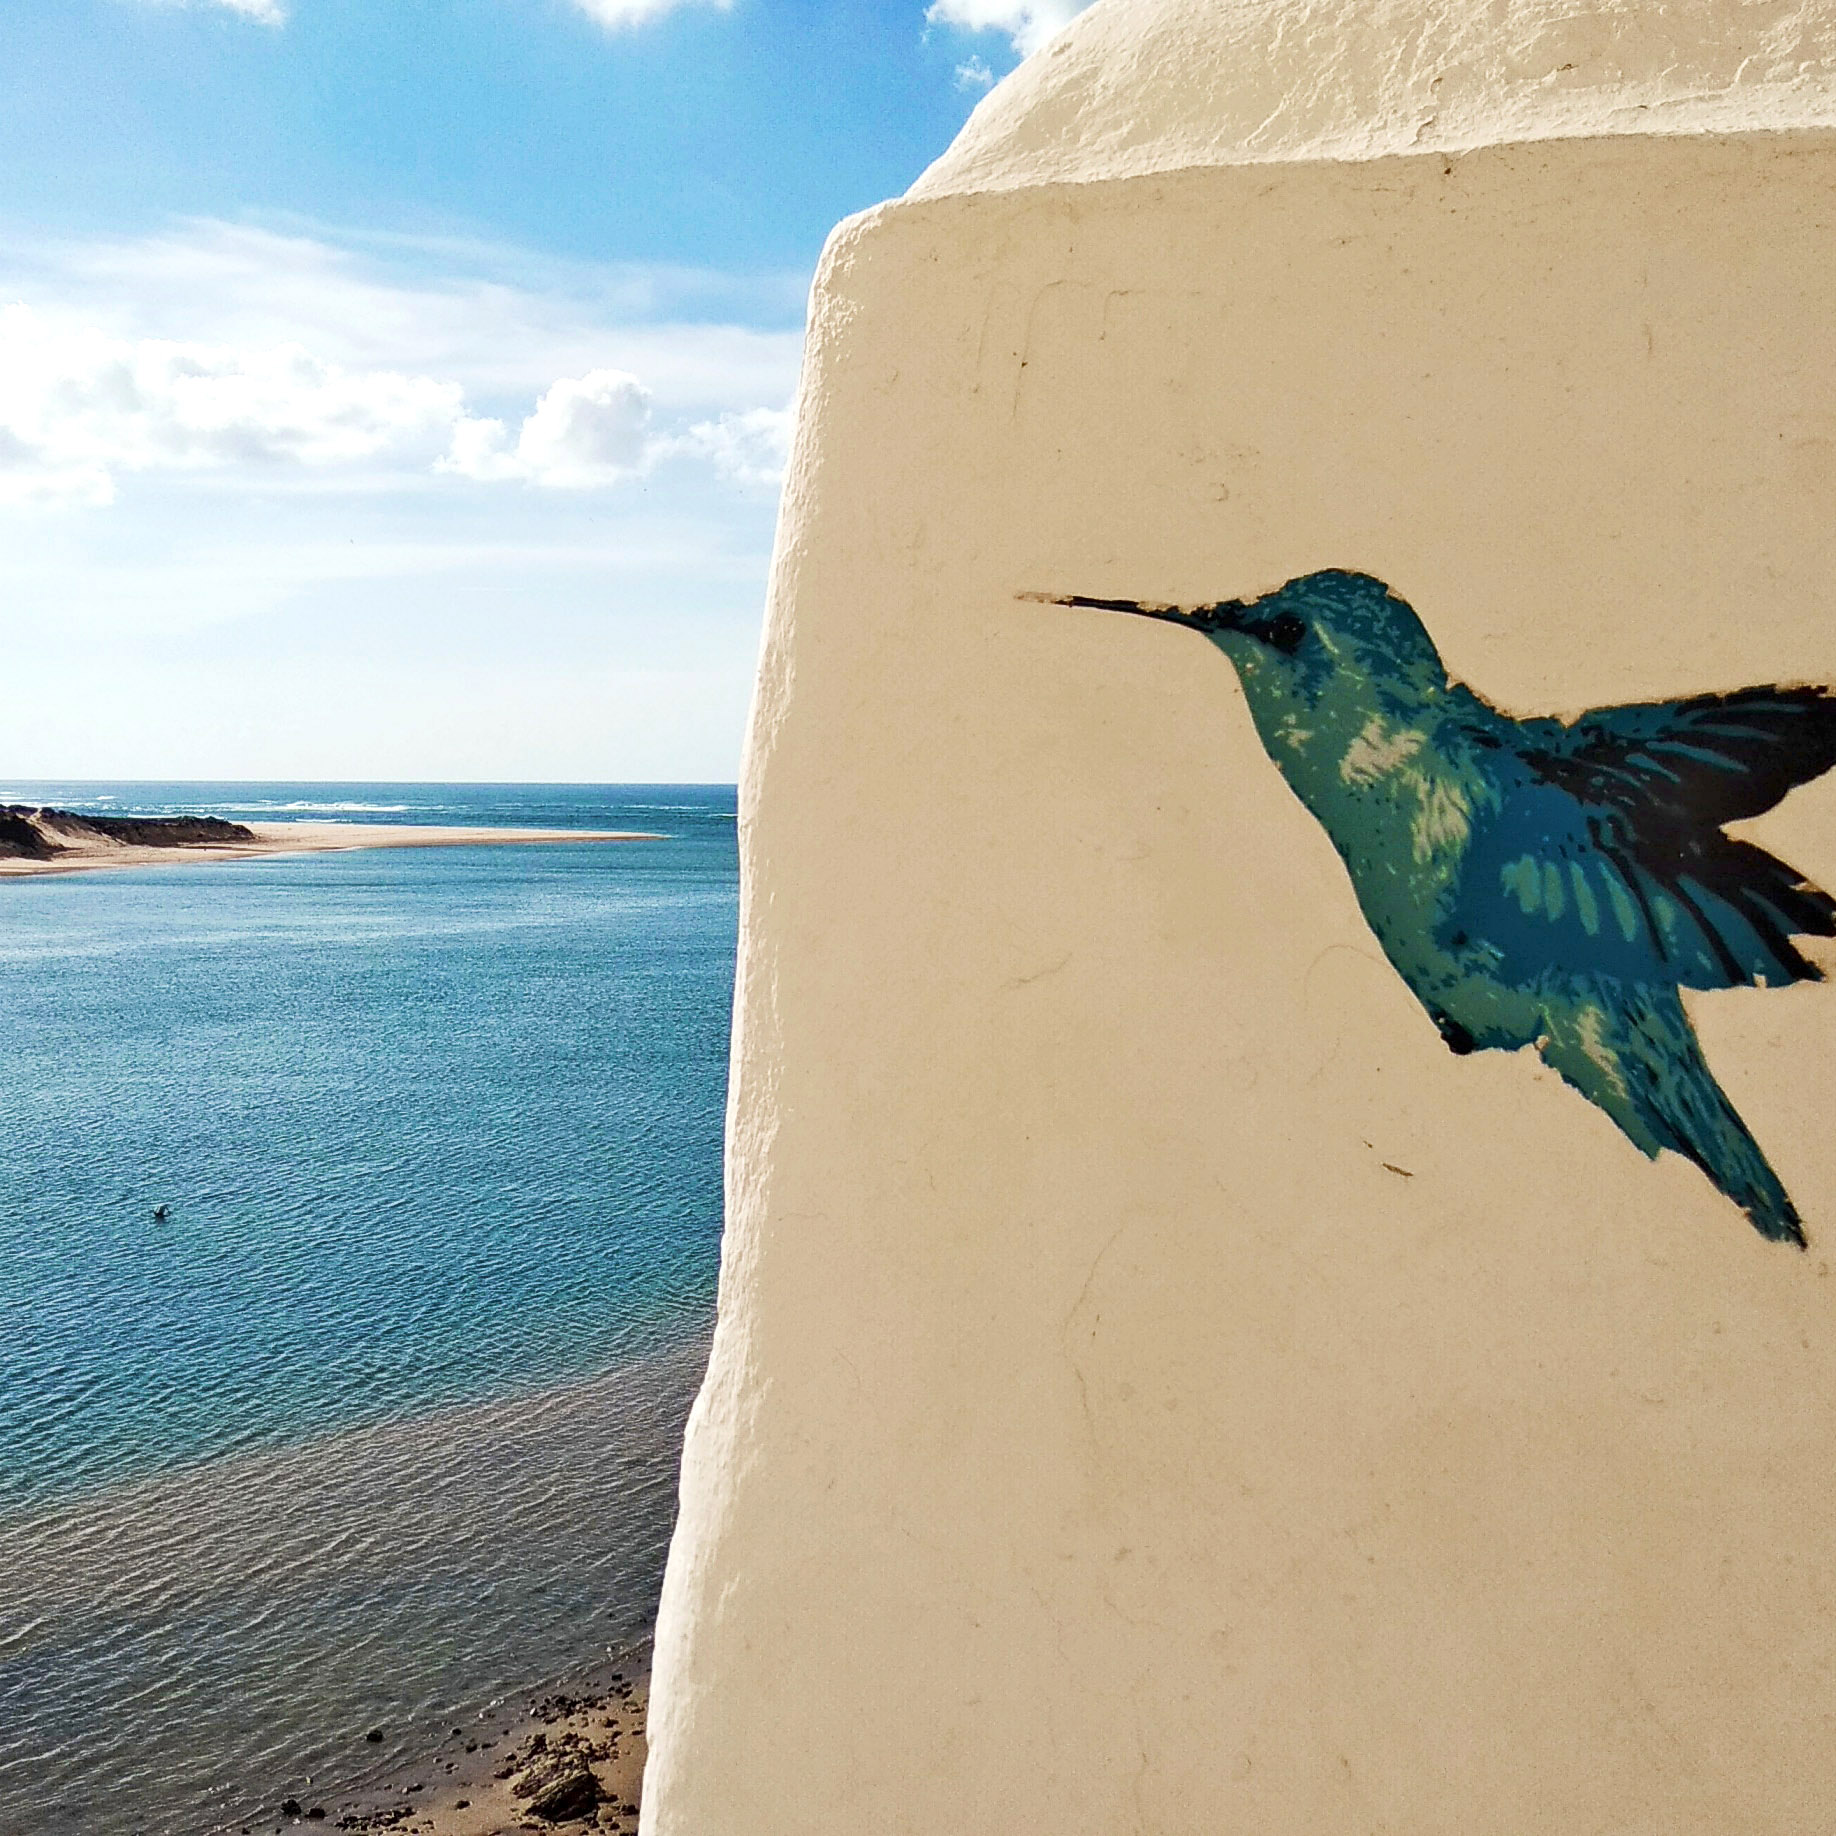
[0,785,735,1834]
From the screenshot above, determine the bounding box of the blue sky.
[0,0,1085,781]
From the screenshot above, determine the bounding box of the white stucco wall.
[915,0,1836,194]
[644,5,1836,1830]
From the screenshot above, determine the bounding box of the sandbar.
[0,821,664,880]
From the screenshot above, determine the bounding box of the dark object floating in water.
[0,805,256,861]
[151,1205,170,1222]
[365,1728,385,1743]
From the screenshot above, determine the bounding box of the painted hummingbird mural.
[1030,570,1836,1245]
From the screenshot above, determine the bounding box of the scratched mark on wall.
[1028,571,1836,1245]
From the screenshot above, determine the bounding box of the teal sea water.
[0,785,734,1834]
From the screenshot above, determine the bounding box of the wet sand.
[0,823,663,879]
[306,1647,650,1836]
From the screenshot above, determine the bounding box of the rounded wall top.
[910,0,1836,197]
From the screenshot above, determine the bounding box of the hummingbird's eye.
[1266,611,1306,654]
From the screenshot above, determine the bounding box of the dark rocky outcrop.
[0,805,256,859]
[0,808,55,860]
[513,1749,601,1822]
[496,1720,621,1822]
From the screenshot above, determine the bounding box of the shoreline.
[0,822,665,881]
[2,1342,708,1836]
[298,1640,652,1836]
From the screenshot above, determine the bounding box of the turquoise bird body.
[1040,571,1836,1245]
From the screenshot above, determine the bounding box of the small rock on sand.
[514,1750,601,1821]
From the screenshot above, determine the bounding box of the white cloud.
[954,55,996,89]
[5,219,804,413]
[444,378,794,493]
[568,0,730,27]
[0,300,786,508]
[925,0,1090,57]
[664,406,794,490]
[0,222,805,511]
[517,369,653,481]
[132,0,287,23]
[0,305,465,509]
[442,369,654,488]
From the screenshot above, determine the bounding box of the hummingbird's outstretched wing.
[1531,685,1836,828]
[1446,686,1836,991]
[1438,686,1836,1242]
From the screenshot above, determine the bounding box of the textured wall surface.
[915,0,1836,195]
[644,5,1836,1830]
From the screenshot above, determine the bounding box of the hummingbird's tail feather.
[1537,982,1805,1246]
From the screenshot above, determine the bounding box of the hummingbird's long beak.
[1017,592,1247,633]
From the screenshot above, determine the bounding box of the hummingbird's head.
[1029,570,1448,719]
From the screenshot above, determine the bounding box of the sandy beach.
[0,821,663,880]
[311,1647,650,1836]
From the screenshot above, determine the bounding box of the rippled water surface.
[0,784,733,1834]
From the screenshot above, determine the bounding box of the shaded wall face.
[648,135,1836,1835]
